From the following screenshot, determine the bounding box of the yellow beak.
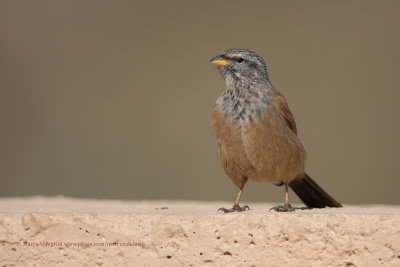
[210,58,230,66]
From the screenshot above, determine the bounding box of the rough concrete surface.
[0,197,399,266]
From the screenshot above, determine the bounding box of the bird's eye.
[236,57,244,63]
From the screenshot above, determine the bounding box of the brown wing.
[240,93,305,183]
[273,92,298,135]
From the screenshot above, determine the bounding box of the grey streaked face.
[210,48,270,89]
[211,48,274,124]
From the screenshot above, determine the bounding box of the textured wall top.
[1,197,400,266]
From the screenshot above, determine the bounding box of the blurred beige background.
[1,1,399,204]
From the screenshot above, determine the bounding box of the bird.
[209,48,342,212]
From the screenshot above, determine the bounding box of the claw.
[270,203,294,212]
[218,204,250,213]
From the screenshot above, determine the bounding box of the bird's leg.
[218,177,250,213]
[271,182,294,212]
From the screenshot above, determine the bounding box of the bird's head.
[210,48,271,89]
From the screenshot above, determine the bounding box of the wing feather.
[273,93,298,135]
[240,92,305,183]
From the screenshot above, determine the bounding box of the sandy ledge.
[0,196,399,266]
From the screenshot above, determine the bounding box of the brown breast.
[210,99,306,186]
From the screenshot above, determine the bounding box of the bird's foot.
[218,204,250,213]
[270,203,294,212]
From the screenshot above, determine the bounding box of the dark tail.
[289,173,342,208]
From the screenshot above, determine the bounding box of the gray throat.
[216,82,275,125]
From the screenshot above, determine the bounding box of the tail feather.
[289,173,342,208]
